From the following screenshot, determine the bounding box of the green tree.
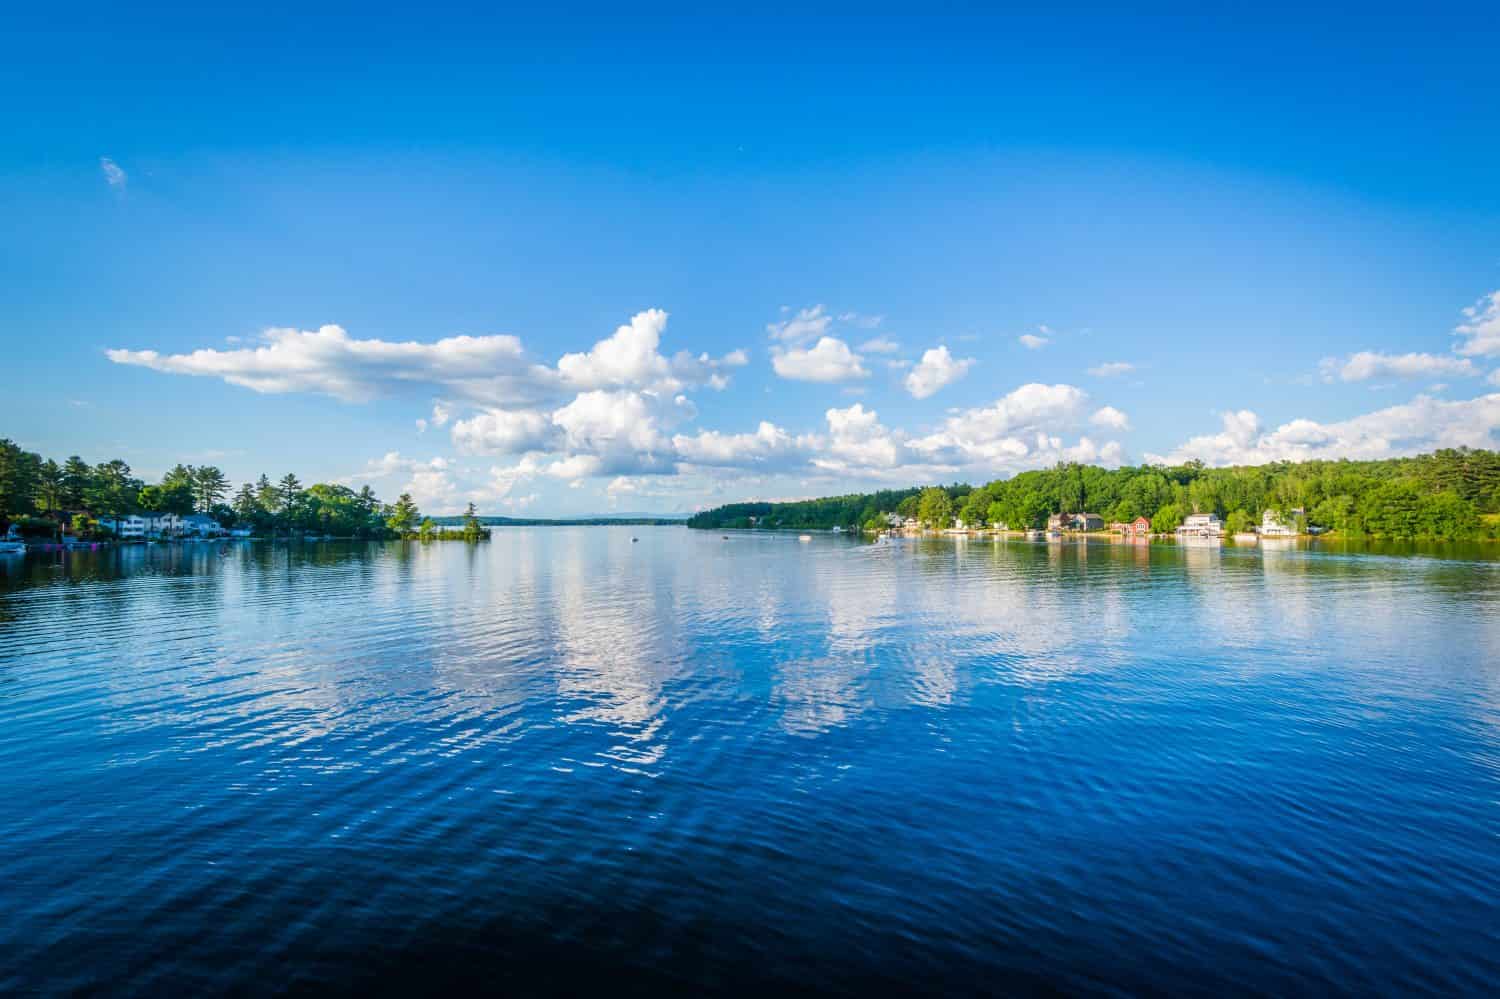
[0,439,41,518]
[387,493,420,535]
[1225,509,1253,535]
[61,456,92,509]
[35,459,65,513]
[255,475,279,515]
[232,482,261,522]
[86,460,140,523]
[192,466,230,512]
[917,486,953,529]
[462,502,483,541]
[1152,502,1186,534]
[418,517,436,541]
[137,484,166,532]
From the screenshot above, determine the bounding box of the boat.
[0,529,25,555]
[831,525,842,534]
[1232,532,1258,544]
[798,534,812,542]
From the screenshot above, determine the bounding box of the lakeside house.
[1049,512,1105,532]
[181,514,226,537]
[1177,512,1223,538]
[1258,508,1301,537]
[1110,516,1152,538]
[100,514,148,539]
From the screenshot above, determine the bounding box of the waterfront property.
[1110,516,1152,538]
[1177,512,1223,538]
[1258,508,1301,537]
[1049,512,1105,532]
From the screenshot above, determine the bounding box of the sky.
[4,4,1500,515]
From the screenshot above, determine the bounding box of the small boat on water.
[798,534,812,542]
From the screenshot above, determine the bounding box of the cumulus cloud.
[1455,291,1500,357]
[904,345,975,399]
[672,421,812,470]
[1088,361,1134,377]
[100,157,126,188]
[450,407,560,455]
[770,337,870,382]
[1018,333,1049,350]
[1320,351,1479,383]
[1146,393,1500,466]
[1090,405,1131,430]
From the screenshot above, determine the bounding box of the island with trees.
[0,440,489,543]
[686,448,1500,542]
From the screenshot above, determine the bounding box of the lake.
[2,529,1498,994]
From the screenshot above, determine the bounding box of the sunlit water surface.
[2,529,1499,994]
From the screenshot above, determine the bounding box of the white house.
[1176,512,1223,538]
[100,514,148,538]
[180,514,226,537]
[1258,509,1298,537]
[884,512,904,528]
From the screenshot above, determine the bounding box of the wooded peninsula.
[686,449,1500,541]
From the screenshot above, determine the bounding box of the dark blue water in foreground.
[3,529,1499,995]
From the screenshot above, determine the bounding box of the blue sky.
[4,5,1499,514]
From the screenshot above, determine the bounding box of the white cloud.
[106,324,552,405]
[430,401,451,427]
[106,309,742,408]
[1090,405,1131,430]
[904,345,975,399]
[1088,361,1135,377]
[556,309,744,393]
[906,383,1107,471]
[859,336,901,354]
[767,305,833,344]
[770,337,870,382]
[1320,351,1479,383]
[100,157,126,188]
[1146,393,1500,465]
[557,308,674,390]
[819,403,905,471]
[1455,291,1500,357]
[1018,333,1049,350]
[672,421,811,470]
[548,390,687,476]
[450,407,560,455]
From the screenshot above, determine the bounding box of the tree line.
[686,448,1500,541]
[0,439,487,541]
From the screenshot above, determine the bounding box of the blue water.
[2,529,1499,994]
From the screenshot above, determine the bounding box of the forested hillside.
[686,449,1500,540]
